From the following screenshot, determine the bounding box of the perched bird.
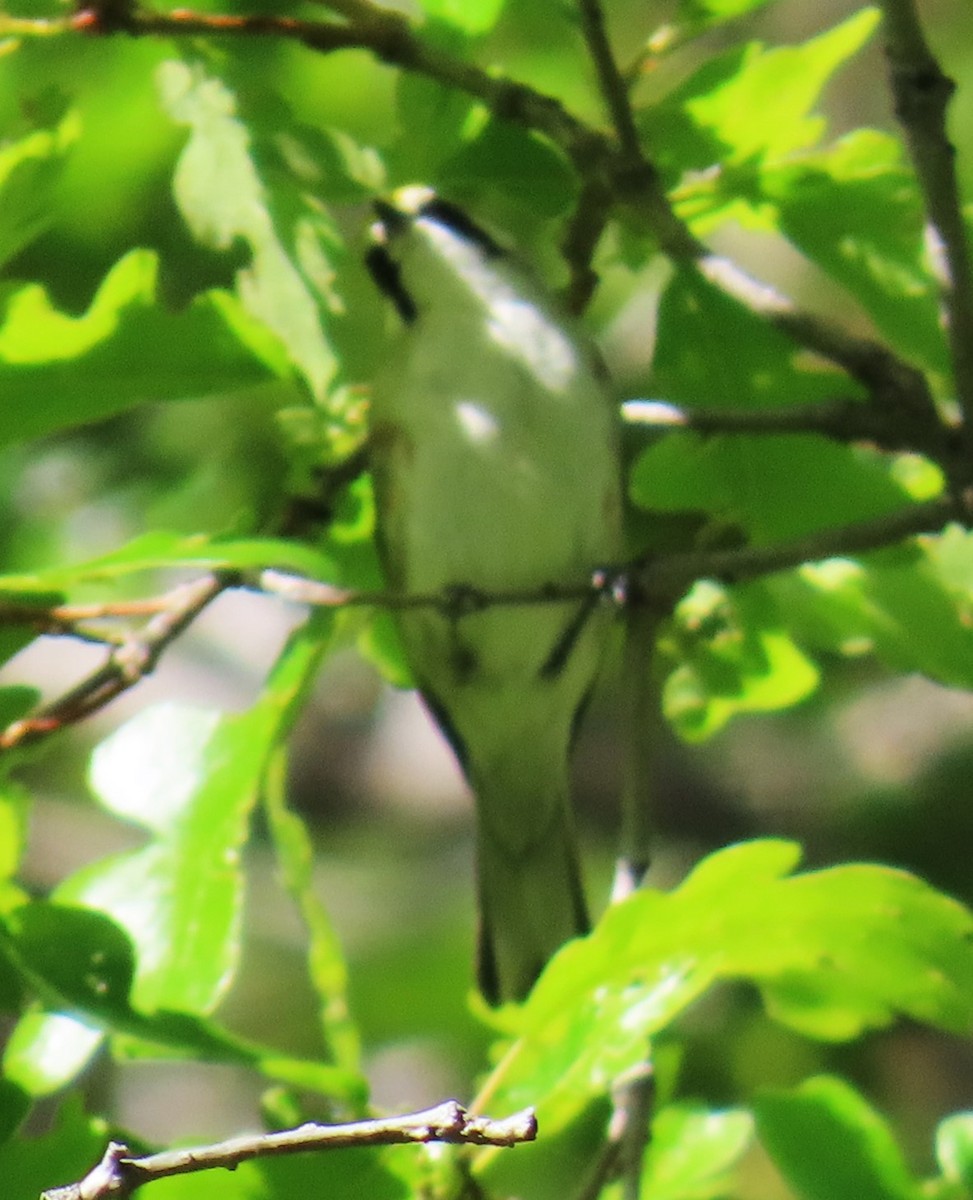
[366,189,622,1002]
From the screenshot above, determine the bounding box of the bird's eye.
[365,244,417,323]
[417,198,503,260]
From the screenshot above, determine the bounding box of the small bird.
[366,189,622,1002]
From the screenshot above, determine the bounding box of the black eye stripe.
[365,244,417,323]
[417,198,503,259]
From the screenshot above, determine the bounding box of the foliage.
[0,0,971,1198]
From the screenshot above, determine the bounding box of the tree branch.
[0,574,231,752]
[577,0,644,165]
[3,489,967,754]
[620,392,956,463]
[634,492,969,598]
[878,0,973,447]
[262,489,970,614]
[41,1102,537,1200]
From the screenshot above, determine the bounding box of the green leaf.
[0,783,29,885]
[675,0,777,28]
[1,613,343,1098]
[474,841,973,1141]
[754,1076,920,1200]
[416,0,507,35]
[936,1112,973,1193]
[0,828,361,1091]
[682,9,880,163]
[0,111,79,269]
[765,131,948,372]
[663,581,819,740]
[392,72,476,183]
[440,118,576,219]
[4,1010,106,1096]
[642,265,847,415]
[772,542,973,689]
[0,251,287,448]
[638,1103,754,1200]
[0,530,334,594]
[247,1143,413,1200]
[0,1094,104,1200]
[68,612,332,1014]
[0,1078,29,1147]
[634,272,912,543]
[160,59,341,399]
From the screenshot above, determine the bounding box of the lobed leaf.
[475,841,973,1140]
[0,250,287,448]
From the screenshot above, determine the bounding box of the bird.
[365,188,622,1002]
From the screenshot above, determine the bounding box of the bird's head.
[365,186,504,324]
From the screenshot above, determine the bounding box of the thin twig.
[4,487,966,756]
[41,1102,537,1200]
[0,574,231,751]
[620,392,955,461]
[637,492,969,596]
[878,0,973,447]
[561,179,614,314]
[260,490,971,620]
[577,0,644,164]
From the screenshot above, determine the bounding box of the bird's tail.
[475,792,589,1004]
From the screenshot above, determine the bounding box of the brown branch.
[577,0,644,165]
[620,393,956,461]
[573,1063,654,1200]
[635,492,968,598]
[56,0,956,451]
[256,570,598,612]
[3,487,967,756]
[263,489,970,617]
[878,0,973,447]
[561,179,614,314]
[0,574,231,752]
[41,1102,537,1200]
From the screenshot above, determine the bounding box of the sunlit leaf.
[0,530,334,594]
[475,842,973,1141]
[264,737,362,1079]
[67,613,331,1013]
[416,0,506,35]
[0,251,287,448]
[683,9,879,163]
[662,581,819,739]
[160,59,341,399]
[765,131,948,373]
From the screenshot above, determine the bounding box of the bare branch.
[878,0,973,445]
[634,492,969,599]
[0,574,231,752]
[41,1102,537,1200]
[264,489,971,616]
[577,0,644,165]
[620,392,956,462]
[561,179,614,314]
